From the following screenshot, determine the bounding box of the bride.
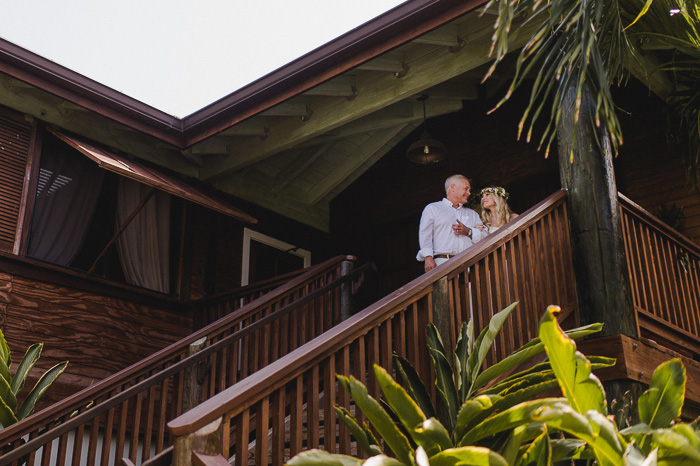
[478,186,517,234]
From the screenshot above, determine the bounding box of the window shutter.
[0,113,31,248]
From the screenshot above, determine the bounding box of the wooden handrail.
[0,254,352,446]
[169,190,570,436]
[618,193,700,256]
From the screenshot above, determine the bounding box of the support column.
[557,86,636,338]
[172,417,223,466]
[432,276,453,429]
[339,256,356,321]
[183,337,207,413]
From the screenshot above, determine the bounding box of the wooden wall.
[613,82,700,245]
[331,81,700,301]
[0,265,192,411]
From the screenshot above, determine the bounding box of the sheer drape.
[27,147,105,265]
[115,178,170,293]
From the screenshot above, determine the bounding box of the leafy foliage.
[0,329,67,428]
[288,303,700,465]
[483,0,700,175]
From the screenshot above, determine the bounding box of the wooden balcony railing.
[0,255,364,466]
[168,190,577,465]
[619,193,700,357]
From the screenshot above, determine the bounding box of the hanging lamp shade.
[406,131,448,164]
[406,95,447,164]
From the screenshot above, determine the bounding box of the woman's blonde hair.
[479,187,514,227]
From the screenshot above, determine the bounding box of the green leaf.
[336,374,415,466]
[625,0,654,30]
[375,365,426,434]
[516,427,551,466]
[532,403,625,466]
[550,439,586,462]
[501,423,546,465]
[393,354,436,419]
[335,406,382,457]
[454,322,471,402]
[638,359,685,429]
[11,343,42,395]
[0,328,11,367]
[428,446,508,466]
[426,325,459,428]
[653,427,700,465]
[466,302,518,396]
[458,398,565,446]
[17,361,68,421]
[413,418,452,456]
[286,449,363,465]
[473,322,604,390]
[0,369,17,413]
[362,455,405,465]
[539,306,606,415]
[0,393,18,428]
[454,395,500,443]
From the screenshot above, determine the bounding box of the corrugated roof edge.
[0,0,486,149]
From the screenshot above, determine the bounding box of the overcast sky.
[0,0,406,117]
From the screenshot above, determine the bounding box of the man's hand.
[425,256,436,272]
[452,219,471,237]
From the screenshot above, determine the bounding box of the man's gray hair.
[445,174,469,194]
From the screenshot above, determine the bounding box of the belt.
[433,254,455,259]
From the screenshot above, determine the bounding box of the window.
[241,229,310,285]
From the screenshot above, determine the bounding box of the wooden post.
[183,337,207,413]
[432,276,453,429]
[172,417,223,466]
[557,86,636,338]
[339,257,356,321]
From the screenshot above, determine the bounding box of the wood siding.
[0,270,192,410]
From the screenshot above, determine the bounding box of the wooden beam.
[356,55,406,73]
[304,76,357,97]
[275,143,334,193]
[259,99,312,118]
[199,13,527,180]
[413,25,463,48]
[0,75,197,177]
[306,124,407,205]
[626,49,675,100]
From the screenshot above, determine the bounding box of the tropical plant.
[483,0,700,179]
[288,304,700,465]
[0,329,68,428]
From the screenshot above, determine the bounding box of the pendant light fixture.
[406,95,447,164]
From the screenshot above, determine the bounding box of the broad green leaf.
[18,361,68,420]
[532,404,625,466]
[375,365,426,434]
[501,423,546,465]
[0,394,18,427]
[623,443,657,466]
[286,449,363,465]
[539,306,606,415]
[393,354,436,419]
[0,369,17,413]
[413,418,452,456]
[428,446,508,466]
[638,359,685,429]
[336,375,415,466]
[458,398,565,446]
[466,302,518,396]
[516,427,551,466]
[363,456,405,466]
[550,439,586,462]
[454,395,499,443]
[426,325,459,428]
[653,428,700,465]
[0,354,11,389]
[11,343,42,395]
[474,322,604,390]
[454,322,471,402]
[0,329,10,367]
[335,406,382,457]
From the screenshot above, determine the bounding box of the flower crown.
[479,186,509,200]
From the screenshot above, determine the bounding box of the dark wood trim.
[619,193,700,256]
[16,118,42,256]
[0,250,188,311]
[578,334,700,406]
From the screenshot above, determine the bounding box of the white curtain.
[27,149,105,265]
[115,178,170,293]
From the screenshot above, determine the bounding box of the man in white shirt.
[417,174,485,272]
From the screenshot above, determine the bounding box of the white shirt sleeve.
[416,205,434,261]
